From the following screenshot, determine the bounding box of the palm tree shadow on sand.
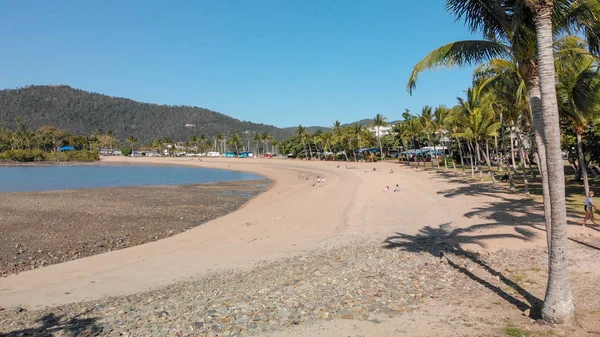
[0,310,101,337]
[383,223,543,318]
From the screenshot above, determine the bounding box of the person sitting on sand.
[393,184,400,192]
[583,191,598,227]
[389,169,394,174]
[383,186,389,192]
[315,176,321,186]
[321,177,326,185]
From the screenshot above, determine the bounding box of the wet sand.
[0,180,268,277]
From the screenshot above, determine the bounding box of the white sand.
[1,157,547,309]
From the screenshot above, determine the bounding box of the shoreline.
[1,157,555,310]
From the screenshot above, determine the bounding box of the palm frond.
[407,40,511,94]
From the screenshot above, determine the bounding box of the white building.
[368,125,395,137]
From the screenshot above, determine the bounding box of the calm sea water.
[0,165,263,192]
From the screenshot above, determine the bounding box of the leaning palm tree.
[372,113,388,160]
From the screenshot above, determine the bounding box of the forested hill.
[0,85,295,143]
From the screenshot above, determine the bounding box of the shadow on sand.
[383,224,543,317]
[0,310,101,337]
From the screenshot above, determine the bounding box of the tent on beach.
[58,146,75,152]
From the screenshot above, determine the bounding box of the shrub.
[0,149,45,162]
[120,146,132,157]
[45,150,99,162]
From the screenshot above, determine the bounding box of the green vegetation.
[0,85,302,143]
[0,121,99,162]
[504,325,532,337]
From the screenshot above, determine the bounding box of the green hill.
[0,85,295,143]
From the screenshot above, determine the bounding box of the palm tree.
[419,106,436,168]
[556,36,600,197]
[126,136,139,155]
[228,132,243,155]
[433,105,451,170]
[216,133,226,153]
[372,113,388,160]
[528,0,576,323]
[260,132,271,155]
[332,121,348,161]
[253,133,261,155]
[406,0,600,261]
[151,138,162,155]
[446,106,467,175]
[401,116,425,168]
[454,84,500,183]
[296,125,312,159]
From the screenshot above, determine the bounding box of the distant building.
[368,125,394,137]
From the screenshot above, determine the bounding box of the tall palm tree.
[372,113,388,160]
[406,2,599,323]
[528,0,576,323]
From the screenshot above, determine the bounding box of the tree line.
[0,121,99,162]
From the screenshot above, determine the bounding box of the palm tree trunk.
[532,2,575,324]
[442,138,448,170]
[500,113,515,189]
[510,127,518,172]
[495,134,502,172]
[475,142,483,180]
[576,131,590,197]
[456,137,466,176]
[528,83,552,251]
[378,136,384,161]
[517,127,530,195]
[483,140,496,185]
[467,141,475,179]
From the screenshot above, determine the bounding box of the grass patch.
[504,325,533,337]
[419,160,599,217]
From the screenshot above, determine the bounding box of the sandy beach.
[2,157,600,336]
[1,156,553,309]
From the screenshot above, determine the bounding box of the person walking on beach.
[583,191,598,227]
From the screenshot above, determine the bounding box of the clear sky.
[0,0,478,128]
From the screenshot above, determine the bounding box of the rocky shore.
[0,179,269,277]
[0,237,545,337]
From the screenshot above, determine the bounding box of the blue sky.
[0,1,478,128]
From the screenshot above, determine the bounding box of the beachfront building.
[367,125,394,137]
